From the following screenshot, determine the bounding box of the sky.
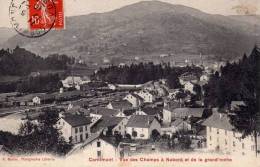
[0,0,259,27]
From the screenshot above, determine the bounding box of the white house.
[184,81,195,94]
[161,119,191,136]
[61,76,90,88]
[89,107,125,119]
[91,116,129,136]
[163,107,204,124]
[124,93,143,107]
[68,132,121,158]
[126,115,161,140]
[203,111,260,156]
[135,90,154,103]
[106,100,133,111]
[179,73,198,85]
[57,114,92,144]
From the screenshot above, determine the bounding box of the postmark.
[9,0,64,38]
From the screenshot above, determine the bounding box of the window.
[75,136,77,142]
[217,129,219,134]
[242,143,245,149]
[233,141,236,147]
[85,133,88,139]
[209,136,212,141]
[79,127,83,132]
[233,132,235,137]
[251,145,255,151]
[97,141,101,147]
[85,126,88,131]
[118,126,121,130]
[75,128,78,133]
[225,139,227,145]
[140,134,144,137]
[97,151,101,158]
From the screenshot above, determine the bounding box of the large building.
[203,111,260,156]
[125,115,161,140]
[58,114,93,144]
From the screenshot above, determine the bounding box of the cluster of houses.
[1,71,259,158]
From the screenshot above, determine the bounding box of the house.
[67,104,90,116]
[162,101,182,124]
[171,108,204,120]
[0,145,12,155]
[89,107,125,120]
[135,90,154,103]
[124,93,144,107]
[230,101,246,111]
[171,119,191,133]
[203,110,260,156]
[163,107,204,124]
[68,132,121,158]
[32,94,56,105]
[91,116,128,136]
[179,73,198,85]
[125,115,161,140]
[61,76,90,88]
[184,81,195,94]
[107,100,133,111]
[58,114,92,144]
[161,119,191,136]
[12,93,45,106]
[134,107,162,120]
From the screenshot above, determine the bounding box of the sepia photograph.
[0,0,259,166]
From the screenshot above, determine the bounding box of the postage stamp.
[9,0,64,38]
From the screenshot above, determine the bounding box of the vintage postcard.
[0,0,260,167]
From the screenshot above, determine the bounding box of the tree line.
[92,62,202,89]
[204,46,259,138]
[0,46,74,76]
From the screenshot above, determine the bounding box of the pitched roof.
[55,91,84,99]
[142,107,161,115]
[91,116,124,132]
[127,93,144,101]
[110,100,132,110]
[171,108,204,118]
[123,109,136,116]
[90,107,120,117]
[171,118,188,127]
[202,112,234,131]
[63,114,92,127]
[126,115,156,128]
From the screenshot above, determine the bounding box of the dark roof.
[91,116,124,132]
[202,112,234,131]
[110,100,132,110]
[171,118,189,127]
[171,108,204,118]
[67,106,90,115]
[164,101,181,111]
[142,107,161,115]
[128,93,144,101]
[63,114,92,127]
[100,136,120,147]
[90,107,120,117]
[0,145,12,154]
[55,91,84,99]
[123,109,136,116]
[126,115,156,128]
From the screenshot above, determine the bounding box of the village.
[0,59,259,158]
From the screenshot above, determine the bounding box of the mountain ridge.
[3,1,260,64]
